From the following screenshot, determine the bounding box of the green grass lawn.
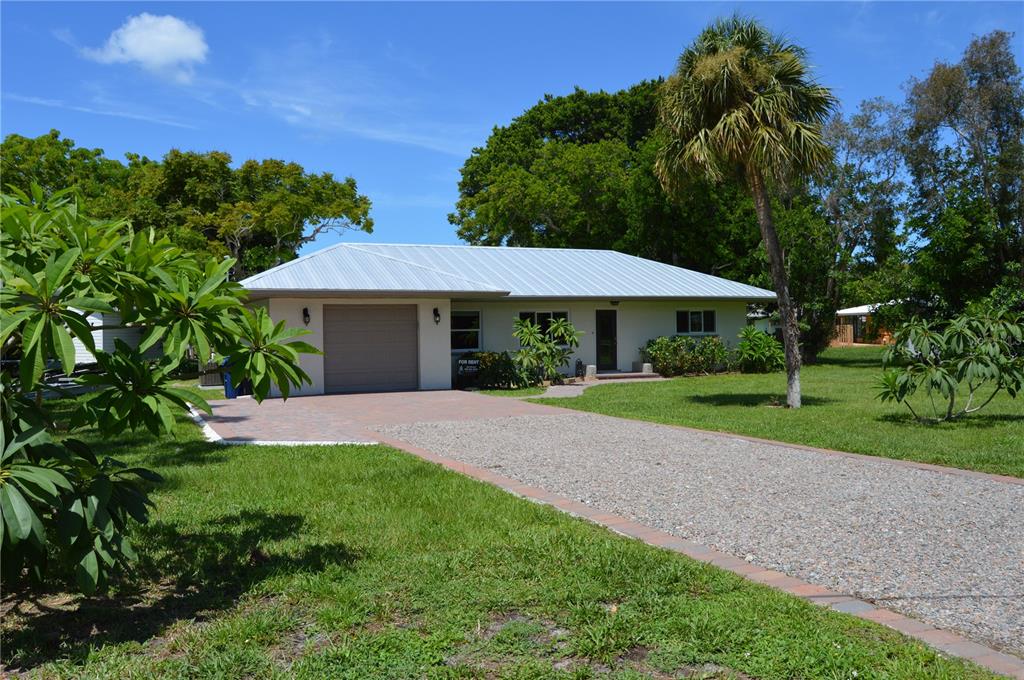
[170,379,226,401]
[533,346,1024,478]
[1,397,993,678]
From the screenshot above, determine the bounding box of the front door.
[595,309,617,371]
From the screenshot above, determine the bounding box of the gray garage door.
[323,305,419,393]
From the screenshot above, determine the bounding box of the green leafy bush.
[877,310,1023,423]
[513,317,581,384]
[474,351,532,389]
[736,326,785,373]
[641,335,731,376]
[0,187,318,595]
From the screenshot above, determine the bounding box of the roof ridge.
[240,241,349,285]
[342,243,506,292]
[358,242,610,253]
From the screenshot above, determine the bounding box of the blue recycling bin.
[221,358,251,399]
[222,358,237,399]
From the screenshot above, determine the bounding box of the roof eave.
[476,294,777,302]
[243,288,511,301]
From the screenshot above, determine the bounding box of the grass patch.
[476,386,547,397]
[533,346,1024,478]
[170,379,226,401]
[1,394,995,678]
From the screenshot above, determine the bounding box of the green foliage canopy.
[0,187,319,594]
[903,30,1024,312]
[0,131,374,279]
[449,83,763,278]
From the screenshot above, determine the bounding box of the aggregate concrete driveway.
[203,391,1024,660]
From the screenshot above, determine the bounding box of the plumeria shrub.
[877,310,1023,423]
[0,187,319,594]
[512,317,581,384]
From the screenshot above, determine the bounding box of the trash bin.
[222,358,252,399]
[222,358,237,399]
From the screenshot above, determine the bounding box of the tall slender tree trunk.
[747,168,802,408]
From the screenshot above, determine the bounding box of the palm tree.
[655,15,837,408]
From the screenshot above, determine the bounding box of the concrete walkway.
[535,376,667,398]
[199,391,1024,676]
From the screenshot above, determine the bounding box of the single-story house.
[241,243,776,395]
[834,303,892,345]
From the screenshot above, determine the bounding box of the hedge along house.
[240,243,776,395]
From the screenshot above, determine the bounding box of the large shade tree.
[449,83,764,279]
[903,30,1024,313]
[655,15,837,407]
[0,131,375,279]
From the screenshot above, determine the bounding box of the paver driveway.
[203,391,1024,663]
[204,390,565,443]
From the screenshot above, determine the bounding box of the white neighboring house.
[240,243,776,396]
[746,308,779,335]
[71,312,145,365]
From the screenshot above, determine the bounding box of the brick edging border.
[372,432,1024,679]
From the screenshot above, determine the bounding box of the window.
[451,311,480,351]
[676,310,717,334]
[518,311,568,334]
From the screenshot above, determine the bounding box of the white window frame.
[676,309,718,335]
[451,310,482,353]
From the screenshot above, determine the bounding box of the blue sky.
[2,2,1021,253]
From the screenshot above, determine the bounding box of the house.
[746,307,779,336]
[240,243,776,395]
[71,312,146,365]
[833,303,892,345]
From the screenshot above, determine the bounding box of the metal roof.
[836,304,879,316]
[241,243,776,300]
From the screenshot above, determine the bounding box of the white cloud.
[82,13,208,83]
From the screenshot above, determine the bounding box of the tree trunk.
[747,168,802,408]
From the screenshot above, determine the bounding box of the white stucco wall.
[266,297,452,396]
[451,299,749,372]
[261,296,750,393]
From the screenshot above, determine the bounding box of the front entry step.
[594,371,660,380]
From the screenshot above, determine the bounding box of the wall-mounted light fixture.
[433,307,442,325]
[302,307,311,325]
[610,300,620,306]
